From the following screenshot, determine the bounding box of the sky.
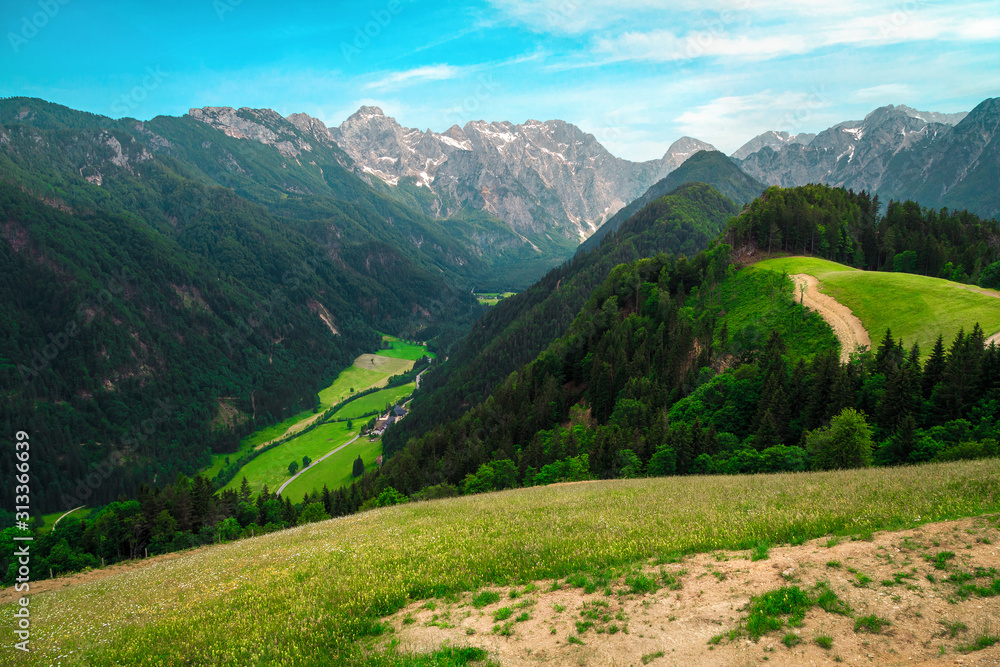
[1,0,999,160]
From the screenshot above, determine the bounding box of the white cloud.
[591,3,1000,65]
[488,0,870,34]
[364,64,464,91]
[674,91,836,154]
[851,84,917,103]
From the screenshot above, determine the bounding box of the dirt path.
[791,274,871,362]
[389,515,1000,666]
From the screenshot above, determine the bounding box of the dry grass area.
[3,460,997,666]
[390,516,1000,666]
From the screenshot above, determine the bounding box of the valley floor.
[389,516,1000,666]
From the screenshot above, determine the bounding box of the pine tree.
[352,455,364,478]
[321,485,332,515]
[922,335,946,398]
[239,476,252,504]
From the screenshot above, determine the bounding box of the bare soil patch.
[388,516,1000,666]
[791,273,871,362]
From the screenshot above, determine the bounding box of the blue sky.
[2,0,998,159]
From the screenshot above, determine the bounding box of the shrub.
[806,408,874,470]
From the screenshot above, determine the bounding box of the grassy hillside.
[330,383,415,421]
[756,256,1000,355]
[716,265,839,361]
[4,459,998,666]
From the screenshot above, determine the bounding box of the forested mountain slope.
[384,182,739,456]
[0,99,485,511]
[579,151,765,253]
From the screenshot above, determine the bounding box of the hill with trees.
[384,182,740,457]
[579,150,766,253]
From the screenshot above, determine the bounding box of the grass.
[281,438,383,503]
[330,383,416,421]
[854,614,891,634]
[317,365,397,408]
[36,510,74,534]
[220,421,355,494]
[958,633,999,653]
[202,406,316,480]
[755,256,1000,357]
[474,292,516,306]
[717,266,840,361]
[376,335,436,360]
[5,459,1000,666]
[208,339,428,492]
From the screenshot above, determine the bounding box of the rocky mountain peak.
[188,106,314,158]
[731,131,816,160]
[897,105,969,126]
[328,107,715,239]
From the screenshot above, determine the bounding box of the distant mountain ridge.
[579,150,765,254]
[328,106,716,240]
[736,100,1000,219]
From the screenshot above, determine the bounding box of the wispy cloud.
[364,64,465,91]
[590,4,1000,65]
[851,84,917,103]
[675,90,835,154]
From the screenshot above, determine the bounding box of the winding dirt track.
[790,274,871,362]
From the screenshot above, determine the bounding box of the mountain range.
[328,106,715,240]
[736,100,1000,219]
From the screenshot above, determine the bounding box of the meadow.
[6,458,998,666]
[756,257,1000,356]
[220,421,355,493]
[474,291,517,306]
[376,335,437,360]
[282,437,384,502]
[205,342,423,488]
[330,383,416,421]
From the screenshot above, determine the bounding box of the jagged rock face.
[330,106,715,238]
[897,105,968,126]
[739,105,956,192]
[736,101,1000,218]
[188,107,317,158]
[731,131,815,160]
